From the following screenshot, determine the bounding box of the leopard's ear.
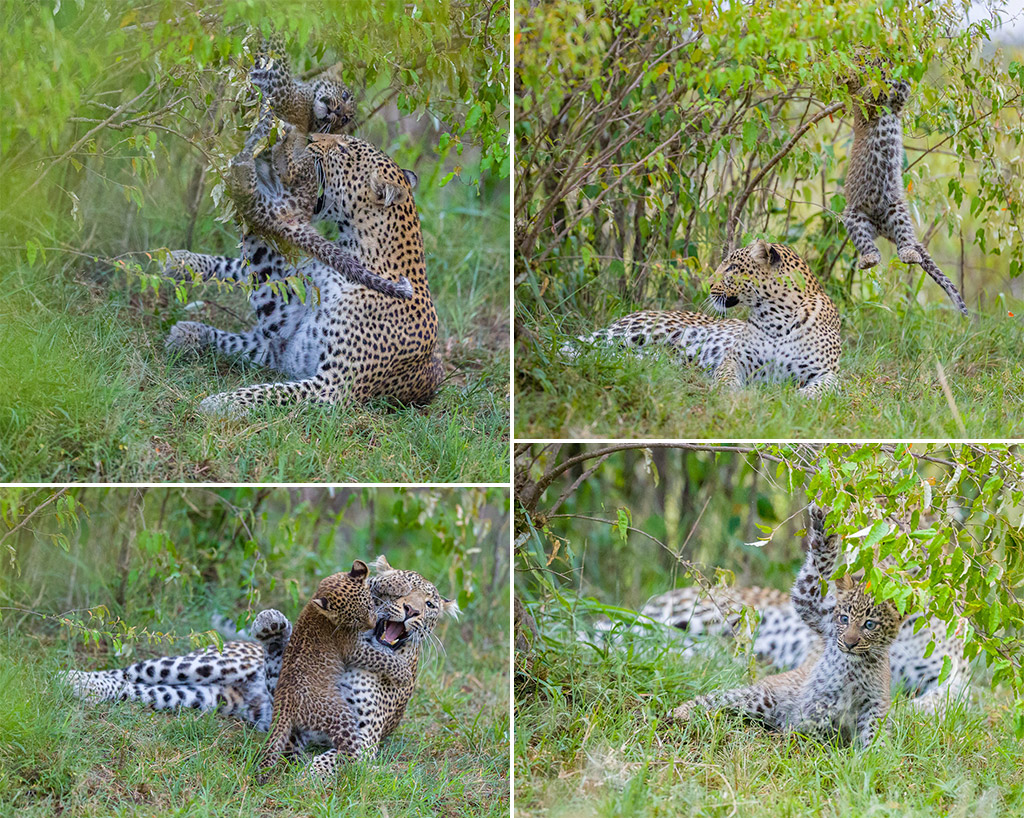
[835,574,855,592]
[441,597,461,620]
[401,169,418,191]
[370,170,411,206]
[312,597,330,613]
[370,555,395,575]
[749,238,770,265]
[349,560,369,581]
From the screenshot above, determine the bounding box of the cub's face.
[309,73,355,134]
[833,575,903,656]
[311,561,375,631]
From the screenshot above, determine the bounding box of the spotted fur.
[571,240,841,397]
[164,133,443,417]
[251,34,356,135]
[843,73,967,314]
[60,608,292,731]
[668,505,906,747]
[60,560,457,780]
[258,561,411,781]
[225,119,413,300]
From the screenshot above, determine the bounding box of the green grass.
[515,296,1024,439]
[0,610,509,817]
[514,635,1022,818]
[0,184,509,482]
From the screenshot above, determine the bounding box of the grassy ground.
[514,296,1024,439]
[514,634,1021,818]
[0,606,509,817]
[0,181,509,483]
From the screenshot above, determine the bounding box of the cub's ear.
[835,574,855,592]
[441,597,461,620]
[402,168,418,191]
[312,597,330,613]
[370,170,411,206]
[350,560,369,581]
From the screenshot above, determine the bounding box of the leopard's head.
[707,239,814,312]
[367,556,459,653]
[833,575,904,657]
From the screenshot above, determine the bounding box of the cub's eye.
[839,614,849,624]
[864,620,876,630]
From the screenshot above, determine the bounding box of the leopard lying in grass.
[61,558,457,777]
[568,240,841,398]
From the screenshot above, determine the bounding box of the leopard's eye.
[839,614,849,624]
[426,599,437,609]
[864,620,876,630]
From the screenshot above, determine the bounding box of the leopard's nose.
[404,603,420,619]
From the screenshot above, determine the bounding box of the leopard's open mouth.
[374,618,410,650]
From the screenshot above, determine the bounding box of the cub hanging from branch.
[842,70,968,315]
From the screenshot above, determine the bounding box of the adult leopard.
[164,133,443,417]
[60,558,458,774]
[568,239,841,398]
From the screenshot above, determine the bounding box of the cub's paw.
[807,503,826,527]
[897,246,923,265]
[857,251,882,270]
[165,321,211,355]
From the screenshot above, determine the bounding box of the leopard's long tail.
[915,243,968,316]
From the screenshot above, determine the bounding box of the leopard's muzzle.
[374,617,411,650]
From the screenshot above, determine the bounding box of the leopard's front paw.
[165,321,211,355]
[161,250,195,280]
[666,701,697,724]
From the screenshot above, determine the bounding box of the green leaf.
[616,507,631,544]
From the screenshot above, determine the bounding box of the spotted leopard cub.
[225,118,412,300]
[258,561,413,782]
[844,72,967,314]
[669,504,905,748]
[251,34,356,135]
[572,239,840,397]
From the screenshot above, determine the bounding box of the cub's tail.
[916,244,968,316]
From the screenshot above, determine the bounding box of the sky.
[969,0,1024,42]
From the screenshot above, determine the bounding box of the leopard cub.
[669,504,905,748]
[843,71,967,314]
[258,561,413,781]
[251,34,356,135]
